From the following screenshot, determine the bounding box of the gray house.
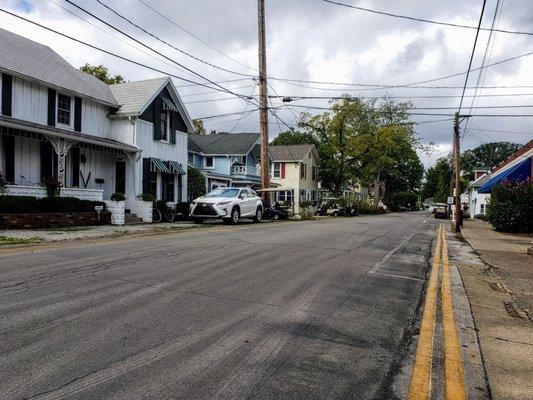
[0,28,193,212]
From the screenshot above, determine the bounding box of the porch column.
[46,136,76,186]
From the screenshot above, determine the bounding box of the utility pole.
[257,0,270,205]
[453,113,462,233]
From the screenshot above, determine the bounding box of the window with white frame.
[480,204,485,214]
[300,163,306,179]
[276,190,293,205]
[57,93,72,126]
[205,156,214,168]
[272,162,281,178]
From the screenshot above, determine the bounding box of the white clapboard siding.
[12,77,48,125]
[135,119,187,163]
[81,98,112,137]
[109,118,134,145]
[13,136,41,185]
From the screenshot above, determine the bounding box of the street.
[1,213,438,399]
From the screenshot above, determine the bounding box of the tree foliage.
[487,179,532,233]
[462,142,522,181]
[193,119,207,135]
[271,130,319,147]
[79,63,125,85]
[422,157,453,203]
[299,97,422,204]
[187,166,206,200]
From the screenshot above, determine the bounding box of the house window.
[276,190,293,205]
[149,171,157,198]
[160,111,168,141]
[312,166,317,181]
[242,155,246,164]
[205,156,214,168]
[300,163,306,179]
[272,162,281,178]
[480,204,485,214]
[188,153,194,164]
[300,189,306,200]
[57,93,72,126]
[164,173,174,202]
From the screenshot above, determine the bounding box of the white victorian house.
[0,28,192,213]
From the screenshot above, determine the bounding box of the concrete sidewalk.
[456,220,533,400]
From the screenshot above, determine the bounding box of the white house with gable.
[0,28,192,216]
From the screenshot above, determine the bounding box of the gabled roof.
[0,28,119,106]
[269,144,317,162]
[492,140,533,174]
[188,132,260,155]
[469,173,491,189]
[110,77,168,116]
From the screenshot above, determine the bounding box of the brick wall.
[0,212,111,229]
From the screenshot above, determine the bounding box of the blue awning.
[478,157,531,193]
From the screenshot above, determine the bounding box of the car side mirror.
[238,194,244,199]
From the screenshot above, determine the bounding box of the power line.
[318,0,533,37]
[95,0,253,78]
[467,127,533,135]
[175,78,252,88]
[64,0,255,103]
[458,0,487,113]
[268,93,533,101]
[197,109,260,120]
[135,0,258,74]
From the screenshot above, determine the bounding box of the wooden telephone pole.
[453,113,463,233]
[257,0,270,204]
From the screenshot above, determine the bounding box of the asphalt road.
[0,213,439,400]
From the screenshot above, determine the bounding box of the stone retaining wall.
[0,212,111,229]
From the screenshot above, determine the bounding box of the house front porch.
[0,117,138,202]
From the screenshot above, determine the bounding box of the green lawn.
[0,236,41,246]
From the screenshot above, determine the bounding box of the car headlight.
[216,201,232,206]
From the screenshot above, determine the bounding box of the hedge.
[0,196,107,214]
[487,179,532,233]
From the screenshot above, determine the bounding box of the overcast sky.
[2,0,533,166]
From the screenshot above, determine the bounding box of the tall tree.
[79,63,125,84]
[271,130,319,147]
[422,157,453,203]
[192,119,207,135]
[461,142,522,181]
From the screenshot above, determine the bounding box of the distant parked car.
[434,203,448,219]
[190,187,263,224]
[264,203,289,220]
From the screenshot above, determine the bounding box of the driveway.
[0,213,439,399]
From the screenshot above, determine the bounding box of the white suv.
[190,187,263,224]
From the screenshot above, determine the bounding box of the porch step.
[124,213,144,225]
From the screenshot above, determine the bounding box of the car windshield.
[204,188,240,198]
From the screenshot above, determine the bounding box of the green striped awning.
[161,96,178,112]
[150,157,171,173]
[168,160,186,175]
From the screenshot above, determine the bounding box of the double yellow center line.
[408,224,466,400]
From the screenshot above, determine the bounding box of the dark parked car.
[264,204,289,220]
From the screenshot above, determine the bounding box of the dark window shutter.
[281,163,285,179]
[40,141,53,181]
[142,158,150,194]
[152,97,162,140]
[47,88,56,126]
[74,97,82,132]
[169,111,176,144]
[1,74,13,116]
[71,147,80,187]
[3,135,15,183]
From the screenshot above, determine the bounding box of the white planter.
[129,200,153,223]
[6,185,103,201]
[104,200,125,225]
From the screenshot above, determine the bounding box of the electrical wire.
[318,0,533,37]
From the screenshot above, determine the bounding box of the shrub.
[474,214,487,221]
[353,199,377,215]
[299,200,314,209]
[41,177,60,198]
[487,179,532,233]
[110,192,126,201]
[137,193,155,202]
[0,171,6,194]
[188,166,206,200]
[0,195,106,214]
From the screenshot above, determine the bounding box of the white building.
[465,169,491,218]
[0,28,192,213]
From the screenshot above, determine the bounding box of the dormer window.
[57,93,72,126]
[160,110,168,141]
[205,156,214,168]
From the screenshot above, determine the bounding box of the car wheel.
[253,207,262,223]
[230,207,240,224]
[273,213,280,221]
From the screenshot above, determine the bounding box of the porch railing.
[231,165,260,176]
[5,185,104,201]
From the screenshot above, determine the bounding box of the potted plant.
[105,192,126,225]
[0,171,6,194]
[41,177,60,198]
[134,193,155,223]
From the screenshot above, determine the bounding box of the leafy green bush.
[137,193,155,202]
[188,166,206,200]
[110,192,126,201]
[487,179,532,233]
[299,200,314,209]
[389,191,417,212]
[353,199,377,215]
[474,214,487,221]
[0,196,106,213]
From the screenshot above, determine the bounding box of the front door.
[115,161,126,194]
